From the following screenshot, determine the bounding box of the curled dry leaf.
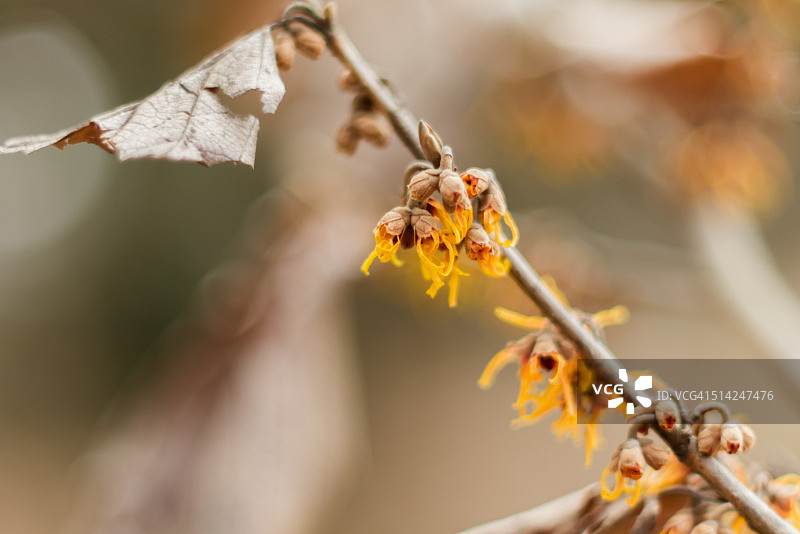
[0,25,286,167]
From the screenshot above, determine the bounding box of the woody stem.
[296,5,798,534]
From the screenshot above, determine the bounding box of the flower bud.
[410,208,442,239]
[337,68,361,92]
[464,226,495,260]
[418,120,443,167]
[720,422,755,454]
[274,30,296,71]
[479,179,508,216]
[461,168,491,198]
[662,508,694,534]
[352,113,389,147]
[655,400,680,430]
[407,169,441,203]
[720,422,743,454]
[690,520,719,534]
[375,207,410,238]
[697,424,722,455]
[336,125,359,155]
[618,439,645,480]
[439,170,470,213]
[640,438,672,470]
[294,27,326,59]
[767,482,799,513]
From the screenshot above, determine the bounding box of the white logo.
[607,369,652,414]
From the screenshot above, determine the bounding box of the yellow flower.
[361,208,409,274]
[481,279,629,466]
[482,208,519,248]
[464,225,509,278]
[601,466,642,506]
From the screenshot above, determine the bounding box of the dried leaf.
[0,25,285,167]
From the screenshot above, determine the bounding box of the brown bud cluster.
[272,26,326,72]
[609,438,672,480]
[294,27,326,59]
[336,90,391,156]
[372,205,449,252]
[336,93,390,155]
[274,30,296,71]
[404,148,471,215]
[696,422,755,455]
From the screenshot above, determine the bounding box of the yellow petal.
[494,307,547,330]
[584,422,602,467]
[503,211,520,247]
[477,348,518,389]
[601,467,624,501]
[592,305,630,328]
[361,250,379,275]
[542,276,570,306]
[625,479,642,506]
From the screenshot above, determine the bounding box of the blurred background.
[2,0,800,533]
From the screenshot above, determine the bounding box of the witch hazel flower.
[361,121,520,307]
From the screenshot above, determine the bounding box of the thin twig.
[293,4,798,534]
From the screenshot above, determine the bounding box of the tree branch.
[293,4,797,534]
[455,484,602,534]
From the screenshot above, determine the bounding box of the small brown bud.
[740,424,756,451]
[410,208,442,239]
[655,400,681,430]
[640,438,672,470]
[274,31,296,71]
[461,167,491,198]
[690,520,719,534]
[375,207,410,238]
[720,422,743,454]
[720,422,755,454]
[336,125,359,155]
[418,120,443,167]
[662,508,694,534]
[767,482,799,513]
[479,179,508,215]
[464,226,495,260]
[294,27,326,59]
[618,439,645,480]
[337,69,361,92]
[407,169,440,203]
[351,113,389,147]
[697,424,722,455]
[439,170,470,213]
